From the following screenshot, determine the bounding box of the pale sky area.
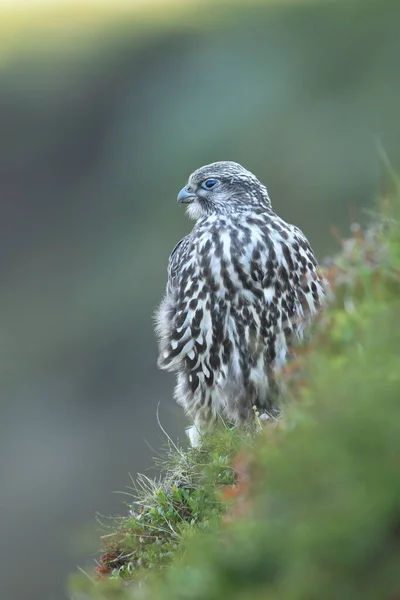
[0,0,185,5]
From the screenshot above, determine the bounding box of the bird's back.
[156,207,325,431]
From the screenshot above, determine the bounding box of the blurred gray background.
[1,0,399,598]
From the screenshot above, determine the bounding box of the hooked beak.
[177,185,197,204]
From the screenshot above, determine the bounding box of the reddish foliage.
[95,550,127,579]
[222,451,254,522]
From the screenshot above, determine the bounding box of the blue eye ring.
[201,178,219,190]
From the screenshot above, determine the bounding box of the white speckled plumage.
[155,161,325,445]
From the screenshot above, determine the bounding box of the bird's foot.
[186,423,202,447]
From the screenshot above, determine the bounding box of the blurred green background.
[0,0,399,598]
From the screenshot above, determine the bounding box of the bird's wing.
[157,229,222,386]
[289,224,326,316]
[269,222,326,347]
[156,233,201,371]
[242,214,325,347]
[167,235,191,294]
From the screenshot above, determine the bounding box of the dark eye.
[201,178,219,190]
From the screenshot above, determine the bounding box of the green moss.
[70,190,400,600]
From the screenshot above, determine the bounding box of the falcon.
[155,161,325,445]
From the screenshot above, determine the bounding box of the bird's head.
[177,161,272,220]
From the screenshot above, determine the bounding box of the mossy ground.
[70,186,400,600]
